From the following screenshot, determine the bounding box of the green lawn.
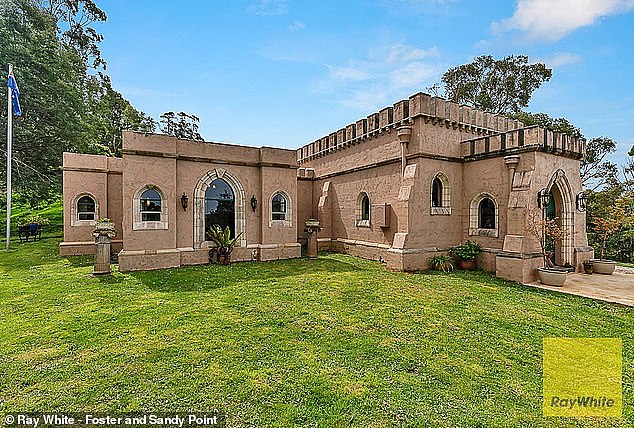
[1,239,632,427]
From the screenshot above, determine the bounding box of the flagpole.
[6,63,12,250]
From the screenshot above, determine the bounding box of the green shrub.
[429,254,454,272]
[449,240,482,261]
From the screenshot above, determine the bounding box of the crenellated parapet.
[296,91,524,164]
[460,125,586,161]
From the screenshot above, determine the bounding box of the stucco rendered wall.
[116,132,301,271]
[60,153,123,256]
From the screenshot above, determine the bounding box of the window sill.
[356,220,371,228]
[133,220,168,231]
[71,219,96,227]
[431,207,451,216]
[269,220,292,228]
[469,227,498,238]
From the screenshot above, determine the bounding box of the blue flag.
[7,72,22,116]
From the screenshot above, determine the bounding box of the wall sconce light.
[576,192,588,212]
[181,192,189,210]
[250,195,258,212]
[537,188,551,209]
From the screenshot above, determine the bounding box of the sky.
[96,0,634,165]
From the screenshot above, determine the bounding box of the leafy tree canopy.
[0,0,153,204]
[441,55,552,115]
[159,112,203,141]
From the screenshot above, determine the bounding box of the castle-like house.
[60,91,593,284]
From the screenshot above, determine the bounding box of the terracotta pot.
[537,267,567,287]
[217,254,231,265]
[592,259,616,275]
[458,259,476,270]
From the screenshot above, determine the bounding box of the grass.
[1,239,632,427]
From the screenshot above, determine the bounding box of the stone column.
[93,221,116,276]
[397,126,412,176]
[304,219,321,259]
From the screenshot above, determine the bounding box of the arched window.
[77,196,96,221]
[479,198,496,229]
[469,193,498,237]
[205,178,235,239]
[430,172,451,215]
[432,177,443,207]
[271,193,287,221]
[361,194,370,220]
[356,192,371,226]
[140,189,162,222]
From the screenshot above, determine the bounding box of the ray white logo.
[549,396,616,409]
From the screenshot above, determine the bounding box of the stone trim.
[193,168,247,249]
[70,192,99,227]
[268,189,292,228]
[62,166,123,175]
[469,192,499,238]
[121,150,298,170]
[132,185,168,231]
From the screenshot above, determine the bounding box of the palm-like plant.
[207,225,243,264]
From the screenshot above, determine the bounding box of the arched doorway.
[545,170,574,267]
[205,179,235,239]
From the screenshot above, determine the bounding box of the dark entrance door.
[545,192,556,266]
[204,178,235,239]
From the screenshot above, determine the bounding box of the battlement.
[296,91,524,164]
[460,125,586,160]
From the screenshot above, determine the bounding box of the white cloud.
[494,0,634,41]
[537,52,583,68]
[288,20,305,31]
[316,44,443,111]
[247,0,288,16]
[389,61,438,89]
[329,65,372,82]
[385,45,439,64]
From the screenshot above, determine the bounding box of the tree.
[580,137,619,191]
[591,197,634,259]
[440,55,552,114]
[84,74,155,156]
[39,0,107,69]
[510,112,582,138]
[1,0,86,203]
[525,207,568,268]
[159,112,204,141]
[0,0,155,204]
[624,145,634,191]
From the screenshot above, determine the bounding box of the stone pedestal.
[93,221,116,276]
[304,219,321,259]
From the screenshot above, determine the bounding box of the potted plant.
[94,217,115,233]
[449,240,482,270]
[525,208,569,286]
[207,225,243,265]
[591,199,633,274]
[429,254,454,272]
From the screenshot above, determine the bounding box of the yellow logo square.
[543,338,622,417]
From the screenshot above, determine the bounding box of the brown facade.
[62,91,592,283]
